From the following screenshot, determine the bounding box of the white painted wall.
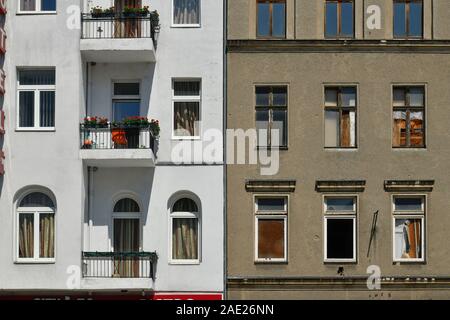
[0,0,224,294]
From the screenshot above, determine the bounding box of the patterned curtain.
[174,102,199,136]
[173,0,200,24]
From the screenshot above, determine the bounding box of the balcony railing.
[80,124,155,150]
[82,252,157,279]
[81,12,159,40]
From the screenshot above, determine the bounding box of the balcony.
[80,11,159,63]
[80,123,156,167]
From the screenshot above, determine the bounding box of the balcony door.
[114,0,142,38]
[113,198,141,278]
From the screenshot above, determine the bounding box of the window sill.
[15,259,56,264]
[16,12,57,15]
[172,136,201,141]
[324,148,358,152]
[256,146,288,151]
[255,260,288,265]
[393,260,426,265]
[324,259,357,264]
[169,260,201,265]
[392,147,427,151]
[16,128,56,132]
[171,24,201,28]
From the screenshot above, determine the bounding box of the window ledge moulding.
[315,180,366,193]
[245,180,296,193]
[384,180,434,192]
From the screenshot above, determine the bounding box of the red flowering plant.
[83,116,109,128]
[116,116,160,137]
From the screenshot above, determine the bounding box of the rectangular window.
[173,79,201,138]
[392,86,425,148]
[255,86,288,148]
[257,0,286,38]
[17,69,55,130]
[19,0,56,13]
[173,0,200,26]
[255,196,287,262]
[324,86,357,148]
[393,196,425,262]
[325,0,354,38]
[394,0,423,38]
[324,196,357,262]
[112,82,141,122]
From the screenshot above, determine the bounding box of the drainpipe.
[87,166,96,251]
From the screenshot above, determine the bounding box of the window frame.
[15,191,56,264]
[172,78,202,140]
[392,194,426,263]
[256,0,287,39]
[324,0,355,39]
[16,68,56,131]
[171,0,201,28]
[393,0,424,39]
[323,195,357,263]
[254,195,288,263]
[111,197,142,253]
[323,85,358,149]
[111,80,141,122]
[17,0,57,14]
[392,85,426,149]
[169,196,202,265]
[254,84,289,149]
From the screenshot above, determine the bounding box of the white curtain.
[173,0,200,24]
[21,0,36,11]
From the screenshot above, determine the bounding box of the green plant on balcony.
[83,116,109,128]
[123,5,150,17]
[90,6,115,18]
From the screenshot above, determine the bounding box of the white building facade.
[0,0,224,299]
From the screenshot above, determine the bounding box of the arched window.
[114,198,140,213]
[170,197,200,263]
[17,192,55,261]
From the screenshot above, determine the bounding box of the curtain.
[396,219,421,259]
[173,198,198,212]
[20,0,36,11]
[174,102,199,136]
[172,218,198,260]
[114,198,140,212]
[113,219,140,277]
[114,0,142,38]
[40,91,55,128]
[19,214,34,258]
[19,91,35,128]
[173,0,200,24]
[39,214,55,258]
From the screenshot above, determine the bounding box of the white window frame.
[171,0,201,28]
[110,197,142,253]
[17,0,57,14]
[111,80,141,122]
[392,194,426,263]
[172,78,202,140]
[16,69,56,131]
[254,195,288,263]
[169,197,201,265]
[323,195,357,263]
[16,195,56,264]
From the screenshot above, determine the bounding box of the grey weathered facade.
[226,0,450,299]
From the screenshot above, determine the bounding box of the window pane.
[256,109,269,147]
[394,197,423,211]
[174,102,200,136]
[341,2,354,37]
[393,88,406,106]
[114,83,140,96]
[114,198,140,212]
[410,111,424,146]
[20,192,54,207]
[173,0,200,24]
[326,198,355,211]
[19,214,34,258]
[173,218,198,260]
[40,91,55,128]
[114,219,140,252]
[326,218,354,259]
[113,101,140,122]
[257,198,286,211]
[325,110,339,147]
[394,2,406,37]
[256,87,271,106]
[325,88,338,107]
[409,2,423,37]
[19,70,55,85]
[409,87,424,107]
[257,2,270,37]
[393,111,407,147]
[272,2,286,37]
[340,110,356,147]
[172,198,198,212]
[325,2,338,37]
[258,219,285,259]
[272,87,287,106]
[19,91,35,128]
[395,219,422,259]
[41,0,56,11]
[272,109,287,147]
[174,81,200,96]
[341,87,356,107]
[21,0,36,11]
[39,213,55,258]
